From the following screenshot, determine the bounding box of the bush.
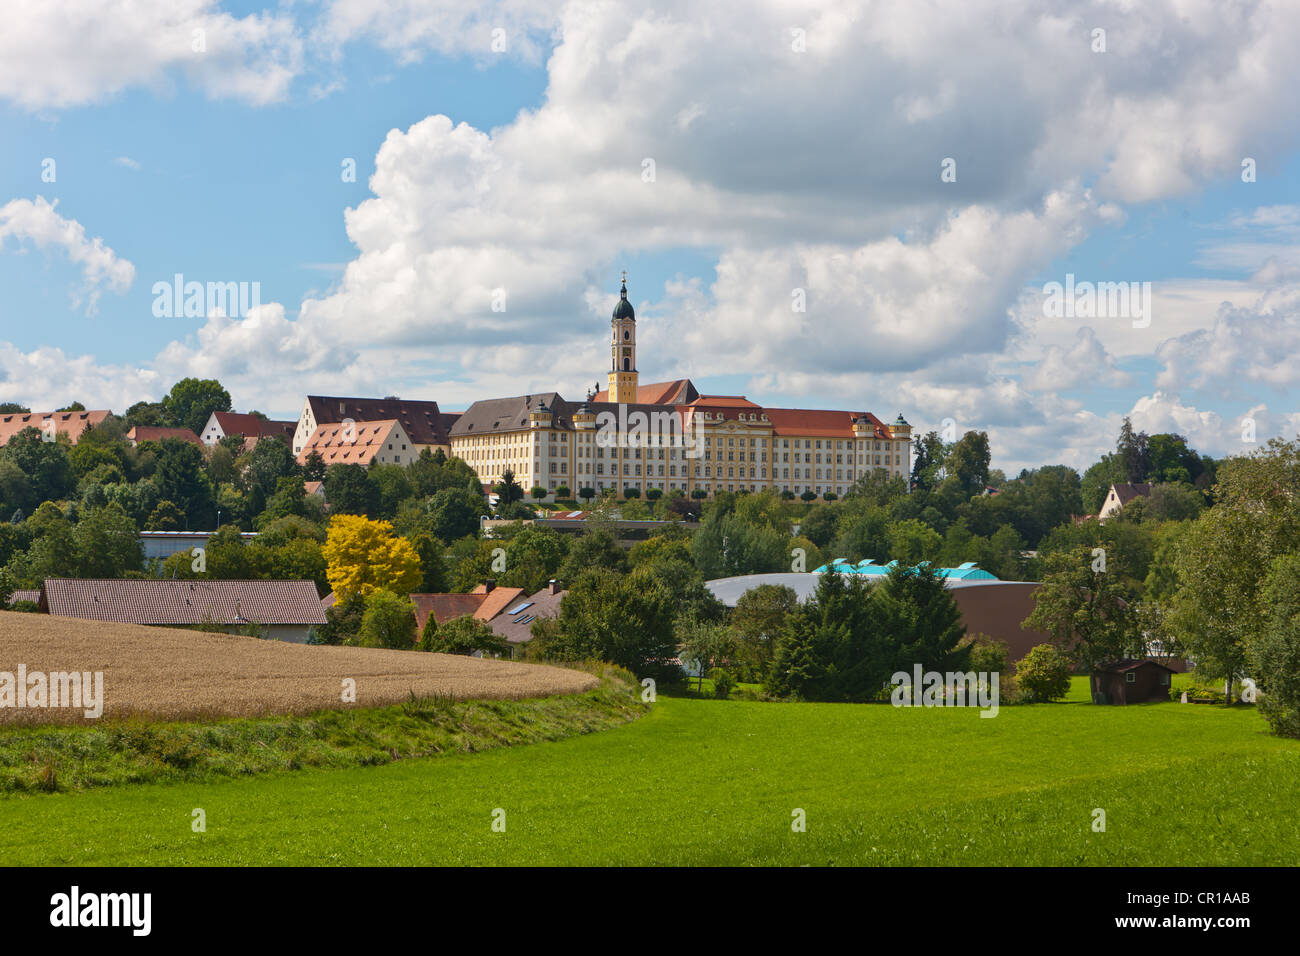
[358,589,417,649]
[554,485,570,499]
[711,668,736,699]
[964,634,1009,677]
[425,614,511,657]
[1015,644,1072,702]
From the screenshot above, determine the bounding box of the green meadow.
[2,678,1296,866]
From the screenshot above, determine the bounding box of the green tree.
[495,469,524,507]
[910,430,947,491]
[428,487,484,543]
[1025,546,1141,674]
[424,614,510,656]
[145,499,186,531]
[1116,417,1151,484]
[162,378,231,435]
[501,524,568,592]
[677,619,737,693]
[411,532,450,593]
[874,563,970,677]
[550,567,676,677]
[1257,554,1300,737]
[946,431,991,498]
[153,438,216,527]
[731,583,799,675]
[1015,644,1072,702]
[358,589,417,649]
[2,427,74,505]
[74,502,142,577]
[301,450,326,482]
[887,518,942,565]
[324,463,379,517]
[559,528,627,582]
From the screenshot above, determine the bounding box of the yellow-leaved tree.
[324,513,422,601]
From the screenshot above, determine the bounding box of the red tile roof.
[40,579,327,625]
[473,585,527,622]
[0,410,110,446]
[127,425,202,446]
[296,419,404,466]
[410,585,529,632]
[764,407,891,439]
[689,395,762,408]
[590,379,698,405]
[211,411,296,440]
[410,593,487,631]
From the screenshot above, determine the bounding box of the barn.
[1090,659,1175,705]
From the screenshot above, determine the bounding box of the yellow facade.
[448,278,912,499]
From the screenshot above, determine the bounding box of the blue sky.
[2,0,1299,473]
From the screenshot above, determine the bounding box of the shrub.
[426,614,511,657]
[711,668,736,699]
[554,485,570,499]
[358,589,417,650]
[1015,644,1071,702]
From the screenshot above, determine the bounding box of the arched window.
[623,357,630,371]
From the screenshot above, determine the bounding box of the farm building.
[1089,659,1175,705]
[39,579,327,643]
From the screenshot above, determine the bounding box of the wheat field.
[0,611,598,725]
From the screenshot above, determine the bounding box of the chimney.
[483,579,496,593]
[548,579,560,595]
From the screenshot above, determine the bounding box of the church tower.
[608,273,638,403]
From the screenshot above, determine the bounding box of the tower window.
[624,330,629,340]
[623,358,630,371]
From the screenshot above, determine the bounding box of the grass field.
[2,678,1295,866]
[0,611,596,723]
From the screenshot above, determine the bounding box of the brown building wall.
[949,582,1050,663]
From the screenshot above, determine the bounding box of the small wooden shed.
[1090,659,1175,705]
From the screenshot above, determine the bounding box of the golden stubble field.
[0,611,598,725]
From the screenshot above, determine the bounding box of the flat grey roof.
[704,572,1023,607]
